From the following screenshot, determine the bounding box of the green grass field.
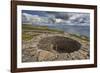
[22,24,64,41]
[69,33,89,41]
[22,24,64,33]
[22,24,89,41]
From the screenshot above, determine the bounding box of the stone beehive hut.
[37,36,81,53]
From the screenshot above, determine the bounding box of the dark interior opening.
[38,36,81,53]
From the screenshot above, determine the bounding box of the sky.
[22,10,90,26]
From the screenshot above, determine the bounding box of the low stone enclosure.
[22,32,90,62]
[38,36,81,53]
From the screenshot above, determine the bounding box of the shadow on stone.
[37,36,81,53]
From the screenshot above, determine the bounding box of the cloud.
[22,12,56,25]
[22,11,90,26]
[69,13,90,25]
[22,13,33,23]
[45,12,90,25]
[46,12,70,20]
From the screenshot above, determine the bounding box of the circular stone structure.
[37,36,81,53]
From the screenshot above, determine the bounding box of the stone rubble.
[22,32,90,62]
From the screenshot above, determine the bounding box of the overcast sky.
[22,10,90,25]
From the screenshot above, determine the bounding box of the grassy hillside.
[22,24,89,41]
[22,24,64,41]
[70,33,89,41]
[22,24,64,33]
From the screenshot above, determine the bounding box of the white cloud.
[22,12,90,26]
[55,18,63,23]
[69,14,82,20]
[22,13,55,25]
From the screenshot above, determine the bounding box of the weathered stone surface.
[78,50,89,59]
[71,51,82,59]
[57,53,72,60]
[70,53,77,59]
[22,31,89,62]
[22,47,38,62]
[38,50,58,61]
[81,47,89,52]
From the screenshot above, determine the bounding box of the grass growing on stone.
[22,31,40,41]
[22,33,33,41]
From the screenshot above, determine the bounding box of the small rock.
[72,51,85,59]
[57,53,72,60]
[78,50,89,59]
[38,50,57,61]
[70,53,77,59]
[30,50,37,56]
[81,47,89,52]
